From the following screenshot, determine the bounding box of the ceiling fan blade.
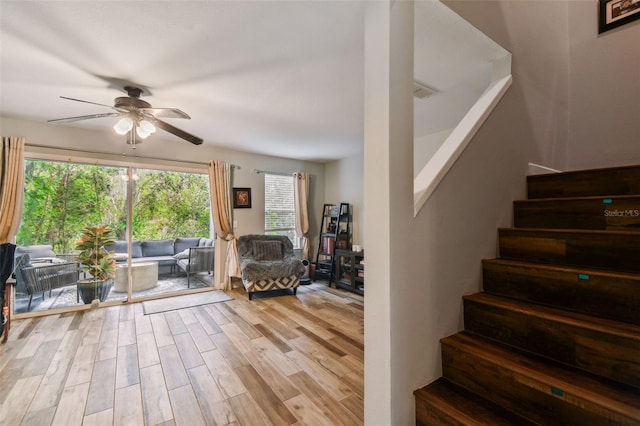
[152,118,203,145]
[141,108,191,119]
[48,112,125,124]
[59,96,118,109]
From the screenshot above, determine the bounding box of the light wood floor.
[0,283,364,425]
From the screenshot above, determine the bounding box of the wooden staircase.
[414,165,640,425]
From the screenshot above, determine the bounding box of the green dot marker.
[578,274,590,280]
[603,199,613,204]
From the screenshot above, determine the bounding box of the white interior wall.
[324,151,364,247]
[566,2,640,169]
[446,0,571,170]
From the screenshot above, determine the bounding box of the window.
[264,173,297,247]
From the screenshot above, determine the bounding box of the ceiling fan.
[48,86,203,146]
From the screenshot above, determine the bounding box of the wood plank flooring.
[0,283,364,425]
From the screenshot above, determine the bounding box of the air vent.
[413,81,436,99]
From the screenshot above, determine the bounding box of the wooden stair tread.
[498,227,640,272]
[415,378,536,426]
[515,194,640,203]
[513,196,640,232]
[481,258,640,324]
[442,332,640,422]
[463,292,640,339]
[464,292,640,387]
[498,226,640,236]
[483,257,640,280]
[529,164,640,178]
[527,165,640,199]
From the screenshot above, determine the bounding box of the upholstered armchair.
[237,234,305,300]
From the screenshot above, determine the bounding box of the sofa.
[106,237,214,279]
[237,234,305,300]
[14,245,78,311]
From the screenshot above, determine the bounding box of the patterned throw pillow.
[252,240,283,261]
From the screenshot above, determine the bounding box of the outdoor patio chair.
[14,251,79,311]
[176,246,215,287]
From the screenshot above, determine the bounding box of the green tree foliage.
[17,160,211,253]
[132,168,211,240]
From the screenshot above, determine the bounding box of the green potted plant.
[74,225,117,305]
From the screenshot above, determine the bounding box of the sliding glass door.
[14,158,212,314]
[128,166,212,300]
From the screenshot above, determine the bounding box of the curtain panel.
[293,172,310,259]
[0,137,26,244]
[208,160,240,290]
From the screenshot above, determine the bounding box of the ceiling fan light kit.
[48,86,204,147]
[113,117,133,135]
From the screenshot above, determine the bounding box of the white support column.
[364,1,414,424]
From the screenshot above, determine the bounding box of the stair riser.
[464,299,640,388]
[498,229,640,272]
[482,260,640,324]
[527,166,640,199]
[513,198,640,231]
[415,398,468,426]
[441,342,639,425]
[415,379,536,426]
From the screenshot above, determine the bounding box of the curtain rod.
[254,169,305,176]
[25,143,241,169]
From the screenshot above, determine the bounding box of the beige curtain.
[0,137,26,244]
[293,172,310,259]
[208,160,240,290]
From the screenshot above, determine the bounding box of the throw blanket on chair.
[237,235,305,299]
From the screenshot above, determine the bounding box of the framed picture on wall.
[233,187,252,208]
[599,0,640,33]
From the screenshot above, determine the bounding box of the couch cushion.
[106,240,129,254]
[174,237,202,254]
[198,238,214,247]
[15,253,31,269]
[106,240,143,258]
[16,245,57,260]
[142,240,174,257]
[131,241,142,258]
[252,240,283,261]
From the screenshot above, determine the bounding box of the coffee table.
[113,262,158,292]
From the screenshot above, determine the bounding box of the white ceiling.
[1,1,507,163]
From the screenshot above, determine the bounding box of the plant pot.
[77,279,113,304]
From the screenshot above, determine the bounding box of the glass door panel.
[15,160,128,313]
[128,167,213,300]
